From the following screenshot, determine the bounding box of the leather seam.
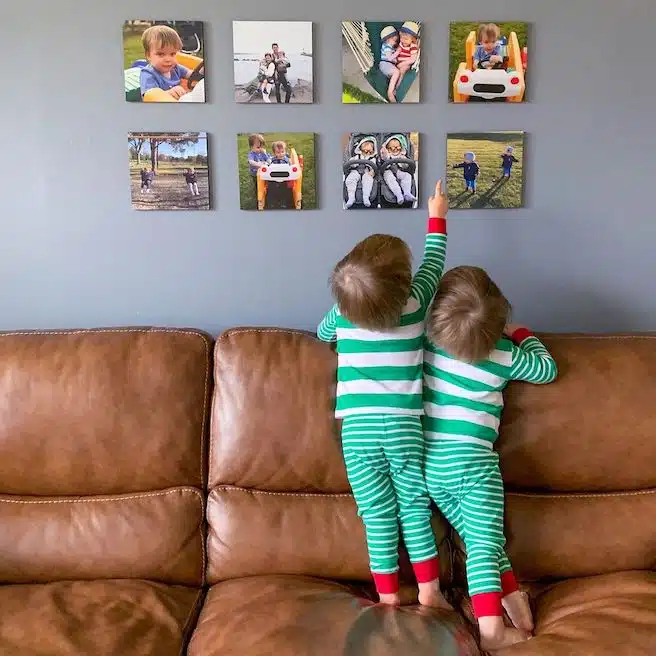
[212,486,353,499]
[180,588,204,656]
[217,327,318,343]
[507,489,656,500]
[0,328,210,338]
[0,487,204,504]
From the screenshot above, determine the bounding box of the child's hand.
[168,85,186,100]
[504,323,527,337]
[490,55,502,64]
[428,179,448,217]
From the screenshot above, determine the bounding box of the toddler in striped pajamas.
[317,181,449,607]
[423,265,557,651]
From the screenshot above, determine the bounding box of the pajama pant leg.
[344,170,360,206]
[425,441,511,617]
[342,416,400,592]
[383,170,404,203]
[383,416,438,579]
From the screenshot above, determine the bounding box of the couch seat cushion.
[188,575,479,656]
[497,571,656,655]
[0,579,202,655]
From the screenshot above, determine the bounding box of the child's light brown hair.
[331,234,412,330]
[142,25,183,55]
[477,23,501,43]
[427,266,511,362]
[272,140,287,154]
[248,133,266,149]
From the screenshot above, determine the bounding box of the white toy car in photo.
[258,161,302,183]
[456,68,523,100]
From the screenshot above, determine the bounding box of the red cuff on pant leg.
[412,557,440,583]
[501,570,519,596]
[372,571,399,595]
[472,592,503,618]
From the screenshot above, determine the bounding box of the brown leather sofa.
[1,328,654,655]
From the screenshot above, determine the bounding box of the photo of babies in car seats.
[342,132,419,210]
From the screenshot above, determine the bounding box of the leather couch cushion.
[497,571,656,655]
[500,335,656,492]
[0,488,204,585]
[0,580,202,655]
[188,575,480,656]
[0,329,211,495]
[505,490,656,581]
[210,329,348,492]
[206,487,450,585]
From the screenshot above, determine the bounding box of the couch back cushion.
[0,328,211,585]
[498,335,656,580]
[207,329,448,585]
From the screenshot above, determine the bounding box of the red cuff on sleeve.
[428,217,447,234]
[510,327,533,344]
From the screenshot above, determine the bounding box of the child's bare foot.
[387,88,397,103]
[418,580,453,610]
[378,592,400,606]
[502,590,534,633]
[479,616,529,651]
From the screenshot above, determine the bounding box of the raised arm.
[317,304,339,342]
[410,180,448,310]
[507,326,558,384]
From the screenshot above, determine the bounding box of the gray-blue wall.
[2,0,653,333]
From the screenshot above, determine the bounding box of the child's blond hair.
[427,266,511,362]
[477,23,501,43]
[331,234,412,330]
[272,140,287,154]
[142,24,183,55]
[248,134,266,149]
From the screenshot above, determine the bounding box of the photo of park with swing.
[123,21,206,103]
[128,132,210,211]
[449,21,528,103]
[342,21,421,103]
[446,131,525,210]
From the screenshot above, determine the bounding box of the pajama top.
[317,218,447,419]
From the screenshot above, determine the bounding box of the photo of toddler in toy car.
[124,22,205,103]
[450,21,528,103]
[250,139,304,210]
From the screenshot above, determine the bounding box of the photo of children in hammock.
[446,132,525,210]
[342,21,421,103]
[123,21,206,103]
[128,132,210,211]
[233,21,314,104]
[342,133,419,209]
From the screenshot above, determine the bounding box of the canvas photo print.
[446,132,525,210]
[342,21,421,103]
[124,21,206,103]
[128,132,210,210]
[342,132,419,209]
[449,21,528,103]
[238,133,316,210]
[233,21,313,104]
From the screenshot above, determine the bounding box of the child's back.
[422,265,556,651]
[318,182,450,608]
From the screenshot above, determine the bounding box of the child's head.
[358,138,376,157]
[272,140,287,157]
[464,151,476,163]
[380,26,399,47]
[505,146,514,154]
[331,234,412,330]
[477,23,501,52]
[264,52,273,62]
[248,133,266,152]
[141,25,183,74]
[386,137,405,156]
[427,266,511,363]
[399,21,419,47]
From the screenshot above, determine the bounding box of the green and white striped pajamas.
[318,219,447,593]
[423,329,557,617]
